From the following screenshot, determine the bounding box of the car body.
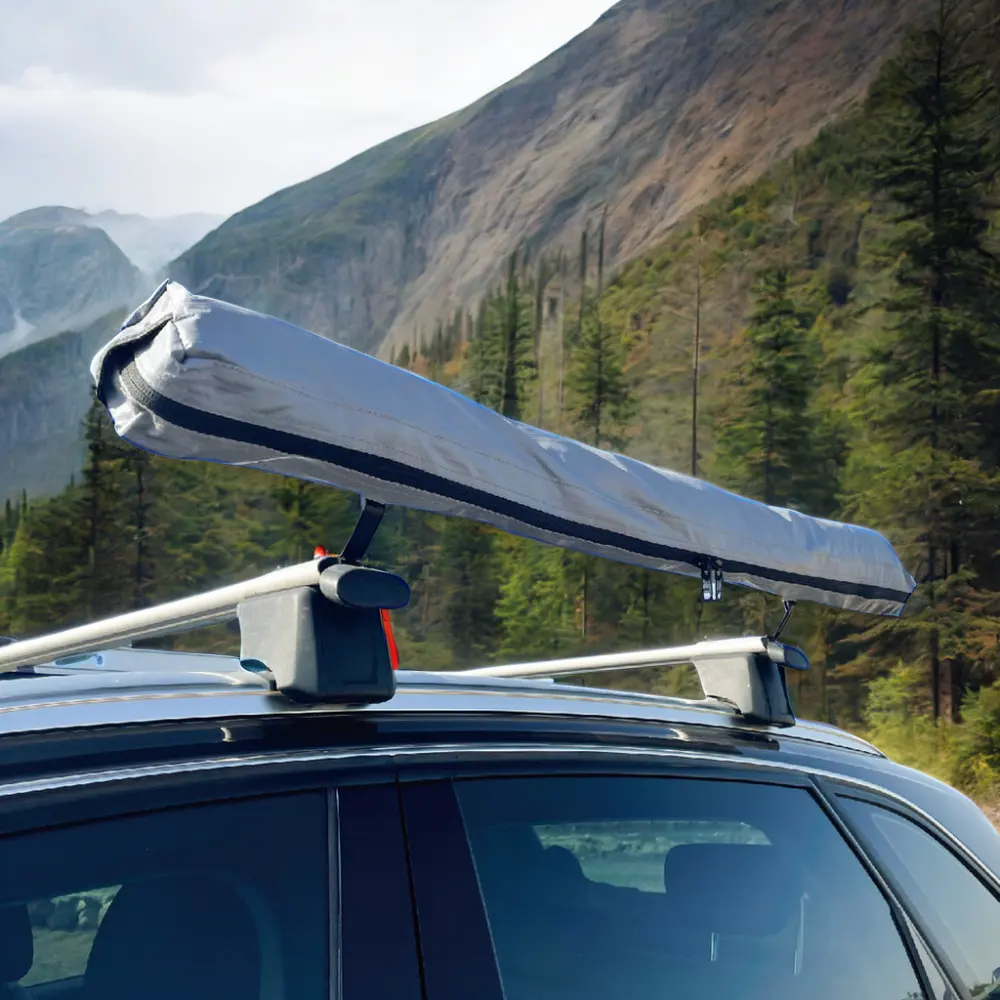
[0,646,998,1000]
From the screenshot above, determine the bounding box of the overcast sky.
[0,0,614,222]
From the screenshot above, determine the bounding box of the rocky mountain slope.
[173,0,923,356]
[0,214,138,358]
[0,310,125,501]
[0,207,219,496]
[0,206,222,284]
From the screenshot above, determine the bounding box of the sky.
[0,0,615,223]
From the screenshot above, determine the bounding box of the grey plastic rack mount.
[0,501,411,707]
[462,636,809,727]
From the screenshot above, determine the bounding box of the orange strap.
[380,609,400,670]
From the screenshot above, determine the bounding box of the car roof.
[0,645,880,757]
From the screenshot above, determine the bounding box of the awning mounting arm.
[770,600,796,641]
[340,498,387,565]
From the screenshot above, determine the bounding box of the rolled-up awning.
[92,280,916,616]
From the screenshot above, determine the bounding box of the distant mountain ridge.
[0,218,138,359]
[0,206,223,276]
[0,207,220,497]
[172,0,924,356]
[0,206,222,360]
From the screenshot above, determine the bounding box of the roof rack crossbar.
[0,559,335,672]
[0,541,411,707]
[460,636,809,727]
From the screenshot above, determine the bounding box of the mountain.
[0,215,139,359]
[0,206,220,495]
[172,0,923,356]
[0,310,126,501]
[0,206,223,282]
[86,210,223,276]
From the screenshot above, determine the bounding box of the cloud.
[0,0,615,220]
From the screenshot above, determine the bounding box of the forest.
[3,0,1000,803]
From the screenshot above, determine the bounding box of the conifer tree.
[846,0,1000,719]
[533,255,554,427]
[495,538,579,660]
[81,391,133,617]
[713,267,824,511]
[567,295,633,452]
[468,257,535,416]
[1,498,14,556]
[436,519,501,665]
[500,251,536,420]
[566,220,632,638]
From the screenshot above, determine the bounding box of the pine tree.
[575,228,589,348]
[80,391,133,618]
[533,254,554,427]
[500,251,536,419]
[467,290,506,410]
[846,0,1000,720]
[436,520,501,665]
[713,267,826,511]
[126,447,154,609]
[567,295,633,452]
[1,498,14,556]
[468,257,535,416]
[566,222,633,639]
[495,537,580,659]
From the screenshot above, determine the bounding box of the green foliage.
[955,682,1000,797]
[712,267,833,511]
[566,294,633,450]
[495,538,581,660]
[436,521,502,666]
[843,0,1000,721]
[467,253,536,417]
[862,666,958,784]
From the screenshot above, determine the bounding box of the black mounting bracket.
[339,498,387,565]
[770,600,796,641]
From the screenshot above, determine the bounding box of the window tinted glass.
[910,926,956,1000]
[841,796,1000,998]
[456,776,925,1000]
[21,885,120,985]
[0,792,328,1000]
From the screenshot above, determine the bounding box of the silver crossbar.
[0,559,809,725]
[0,558,331,671]
[461,636,809,727]
[461,637,780,680]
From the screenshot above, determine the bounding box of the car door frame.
[821,775,1000,1000]
[0,743,423,1000]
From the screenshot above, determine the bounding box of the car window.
[455,776,926,1000]
[21,886,120,986]
[910,923,957,1000]
[840,795,1000,999]
[0,792,328,1000]
[534,819,768,891]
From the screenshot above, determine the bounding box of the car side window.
[451,775,927,1000]
[840,795,1000,998]
[0,791,328,1000]
[19,886,120,986]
